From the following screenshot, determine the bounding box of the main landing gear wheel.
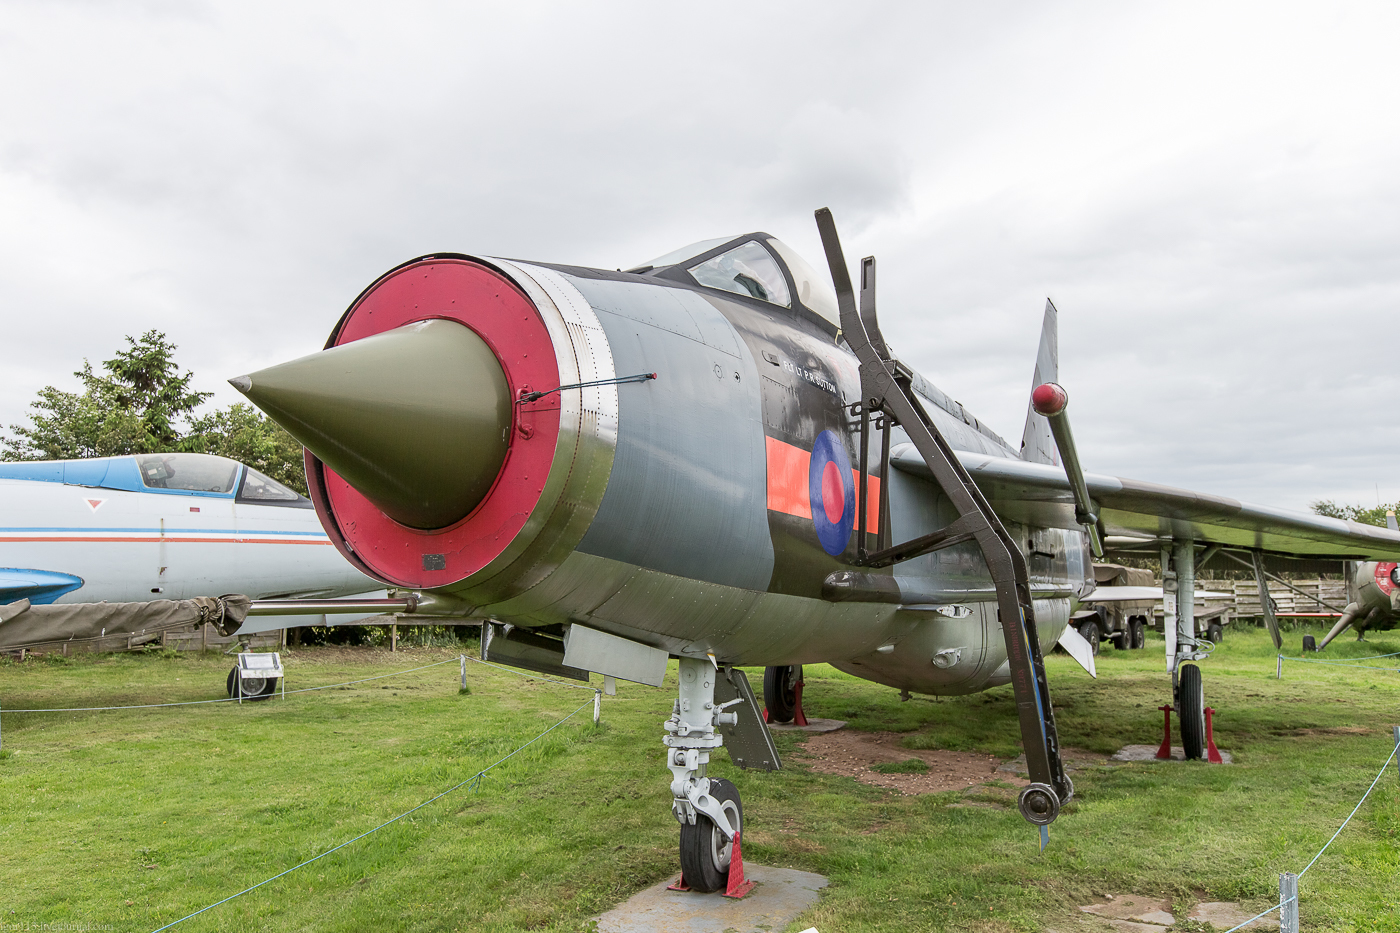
[1178,663,1206,760]
[1302,634,1317,652]
[1077,621,1101,656]
[763,665,801,723]
[1129,618,1147,650]
[226,667,278,701]
[678,778,743,893]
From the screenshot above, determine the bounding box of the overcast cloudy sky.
[2,1,1397,512]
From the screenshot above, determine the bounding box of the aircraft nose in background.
[231,318,512,530]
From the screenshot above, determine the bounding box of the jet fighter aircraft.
[0,452,378,608]
[232,209,1400,891]
[0,452,386,689]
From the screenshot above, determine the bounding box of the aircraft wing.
[889,444,1400,561]
[1079,586,1233,602]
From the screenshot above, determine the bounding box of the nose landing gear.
[664,657,755,896]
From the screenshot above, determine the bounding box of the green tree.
[184,403,308,495]
[2,334,307,494]
[3,331,210,460]
[1310,499,1399,528]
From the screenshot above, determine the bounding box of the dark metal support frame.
[815,208,1071,822]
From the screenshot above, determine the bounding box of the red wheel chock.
[665,831,755,898]
[1204,707,1223,764]
[1155,705,1174,760]
[723,831,755,898]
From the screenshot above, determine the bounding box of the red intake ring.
[305,257,561,589]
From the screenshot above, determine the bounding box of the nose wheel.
[677,778,743,893]
[226,666,278,701]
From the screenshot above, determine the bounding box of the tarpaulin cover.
[0,595,251,652]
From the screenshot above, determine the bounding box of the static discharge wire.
[516,371,656,404]
[147,695,599,933]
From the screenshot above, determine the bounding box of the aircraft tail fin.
[1388,510,1398,532]
[1020,300,1060,465]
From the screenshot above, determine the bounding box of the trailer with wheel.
[1071,563,1155,654]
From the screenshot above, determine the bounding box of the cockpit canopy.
[635,235,841,330]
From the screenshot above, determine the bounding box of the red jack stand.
[792,674,808,727]
[665,831,755,898]
[1155,705,1174,760]
[762,669,809,726]
[1204,707,1223,764]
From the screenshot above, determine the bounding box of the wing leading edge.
[889,444,1400,561]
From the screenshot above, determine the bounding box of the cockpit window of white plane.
[687,241,792,308]
[239,467,304,502]
[136,453,239,493]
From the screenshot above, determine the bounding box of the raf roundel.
[808,429,855,556]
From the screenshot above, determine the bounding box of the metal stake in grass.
[1279,872,1298,933]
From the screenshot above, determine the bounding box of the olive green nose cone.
[232,319,512,530]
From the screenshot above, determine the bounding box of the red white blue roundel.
[809,430,855,556]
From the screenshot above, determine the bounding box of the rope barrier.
[1296,741,1398,878]
[147,695,598,933]
[1218,896,1295,933]
[463,652,601,693]
[1278,654,1400,673]
[1216,737,1399,933]
[0,656,464,713]
[1329,648,1400,661]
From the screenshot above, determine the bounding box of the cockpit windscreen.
[238,467,306,503]
[687,241,791,308]
[136,454,240,493]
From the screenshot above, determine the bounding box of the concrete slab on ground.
[1079,893,1173,925]
[768,718,846,733]
[1111,744,1233,764]
[1188,901,1275,929]
[1077,894,1272,932]
[593,865,828,933]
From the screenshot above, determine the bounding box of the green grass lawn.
[1,624,1397,932]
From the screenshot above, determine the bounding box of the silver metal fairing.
[482,549,917,665]
[563,274,775,590]
[830,597,1070,696]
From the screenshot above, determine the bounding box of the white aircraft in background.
[0,452,390,684]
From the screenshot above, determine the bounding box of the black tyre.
[1206,621,1223,643]
[1077,621,1101,656]
[1178,663,1206,760]
[1302,634,1317,652]
[1109,632,1127,650]
[227,666,278,701]
[763,665,800,723]
[1130,619,1147,650]
[678,778,742,893]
